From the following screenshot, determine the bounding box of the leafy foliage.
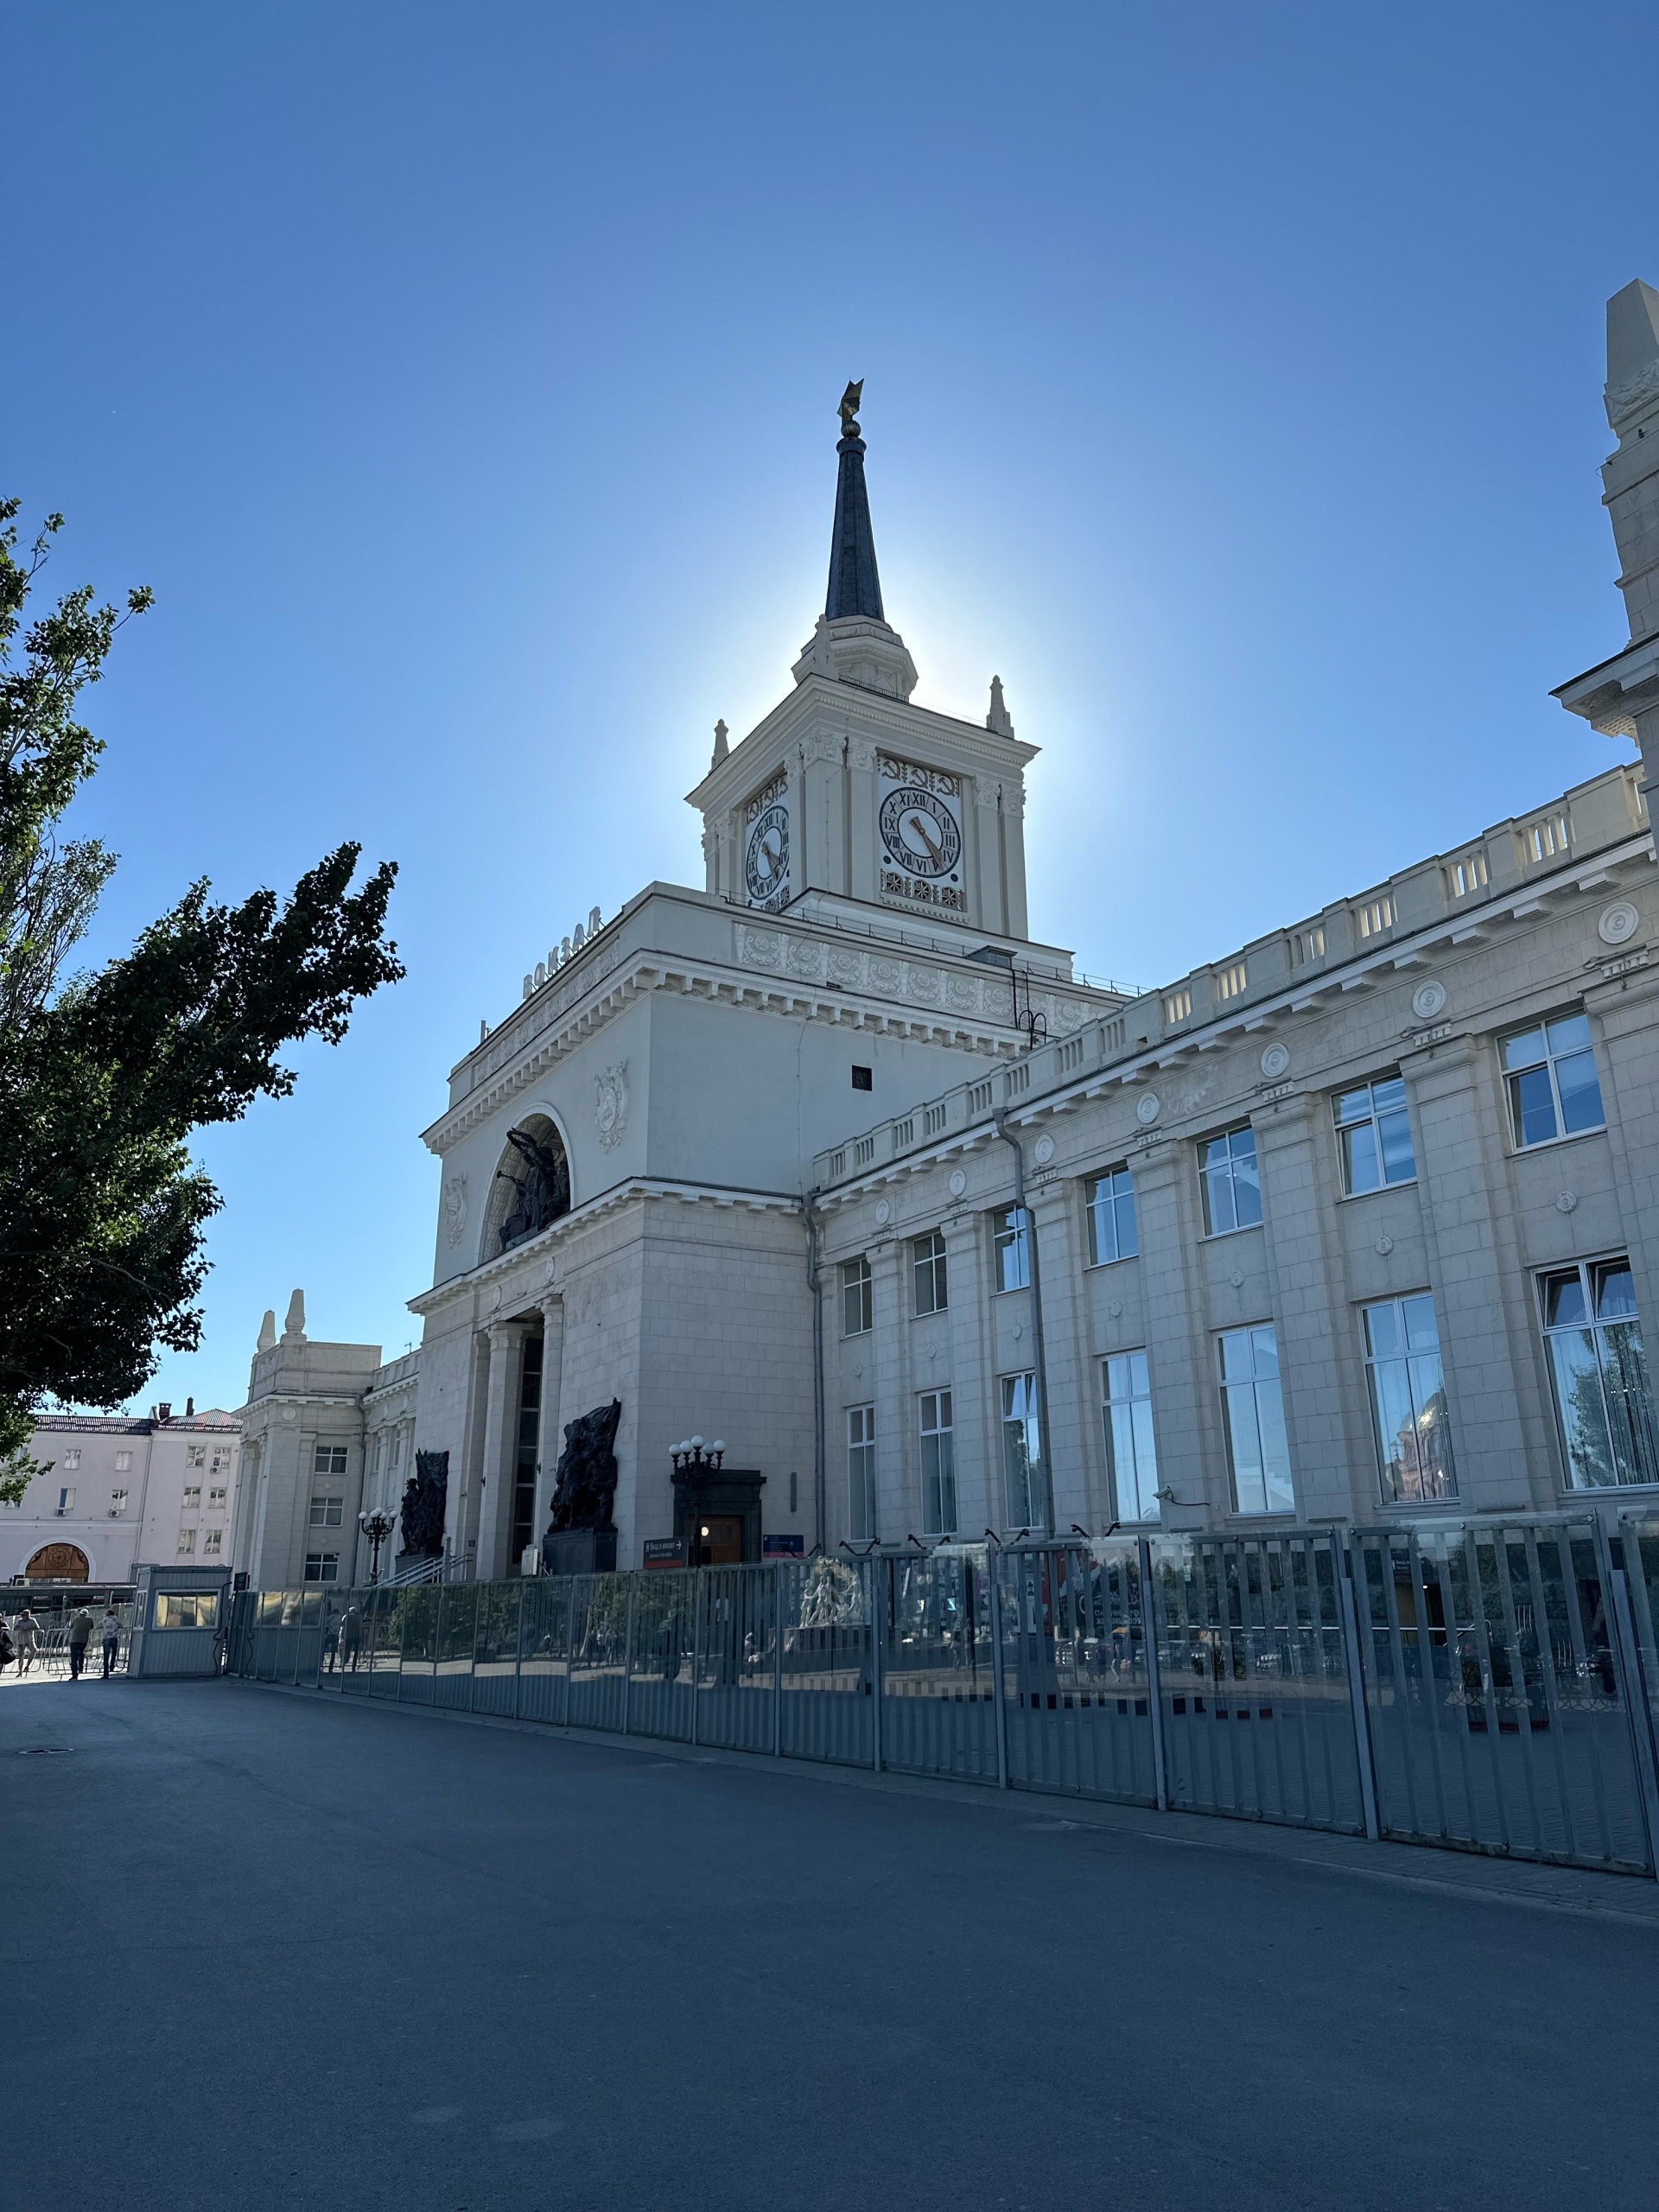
[0,501,404,1456]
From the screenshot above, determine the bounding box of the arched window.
[482,1116,571,1255]
[25,1542,90,1580]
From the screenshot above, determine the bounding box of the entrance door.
[696,1516,744,1567]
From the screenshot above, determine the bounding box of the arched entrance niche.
[25,1542,90,1581]
[480,1113,571,1260]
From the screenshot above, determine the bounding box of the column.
[1252,1095,1370,1524]
[943,1198,1000,1535]
[474,1321,528,1582]
[849,739,879,905]
[1027,1181,1099,1534]
[1000,785,1030,942]
[534,1295,566,1545]
[1402,1037,1540,1510]
[972,780,1007,937]
[1125,1137,1225,1528]
[870,1239,910,1543]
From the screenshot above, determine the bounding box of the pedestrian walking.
[102,1605,122,1679]
[16,1608,41,1675]
[67,1605,94,1681]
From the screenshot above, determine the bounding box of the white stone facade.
[236,289,1659,1581]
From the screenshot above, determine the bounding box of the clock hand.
[908,813,944,866]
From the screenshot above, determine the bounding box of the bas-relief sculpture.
[400,1451,448,1557]
[545,1401,622,1536]
[497,1128,570,1250]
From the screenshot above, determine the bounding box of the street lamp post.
[359,1507,398,1585]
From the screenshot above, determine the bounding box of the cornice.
[422,938,1047,1155]
[684,676,1037,812]
[812,830,1657,1203]
[410,1175,804,1317]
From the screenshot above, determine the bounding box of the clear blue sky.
[5,2,1654,1416]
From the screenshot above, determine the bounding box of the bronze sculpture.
[497,1127,570,1249]
[545,1400,621,1535]
[399,1450,448,1557]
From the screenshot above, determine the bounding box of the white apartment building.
[6,1407,241,1586]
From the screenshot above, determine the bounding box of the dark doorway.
[694,1515,744,1567]
[509,1335,543,1567]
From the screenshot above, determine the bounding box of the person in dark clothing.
[101,1606,122,1678]
[67,1606,94,1680]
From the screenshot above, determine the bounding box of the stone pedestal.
[543,1528,618,1577]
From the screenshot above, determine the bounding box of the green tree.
[0,501,404,1468]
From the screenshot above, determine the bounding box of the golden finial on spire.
[838,379,863,438]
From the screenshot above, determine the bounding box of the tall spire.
[825,379,885,622]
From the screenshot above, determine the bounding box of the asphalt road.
[6,1675,1659,2212]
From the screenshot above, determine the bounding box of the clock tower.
[687,385,1039,950]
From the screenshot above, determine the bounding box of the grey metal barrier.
[1351,1521,1654,1874]
[1149,1531,1368,1834]
[226,1518,1659,1880]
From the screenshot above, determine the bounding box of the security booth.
[126,1563,232,1679]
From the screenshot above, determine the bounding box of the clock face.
[745,803,791,907]
[879,785,963,880]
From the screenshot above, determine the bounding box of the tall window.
[177,1527,197,1554]
[110,1489,128,1516]
[1103,1351,1159,1521]
[309,1495,343,1527]
[314,1443,348,1477]
[183,1484,201,1509]
[1201,1127,1262,1235]
[1217,1325,1294,1514]
[511,1334,543,1566]
[304,1551,340,1583]
[1363,1295,1456,1502]
[1503,1014,1605,1148]
[1540,1260,1659,1490]
[842,1255,873,1336]
[114,1449,132,1473]
[187,1445,206,1470]
[1001,1372,1045,1529]
[848,1406,877,1539]
[918,1391,957,1535]
[63,1448,81,1471]
[1086,1169,1138,1266]
[992,1206,1031,1293]
[912,1230,948,1315]
[57,1486,75,1513]
[203,1529,223,1555]
[1334,1076,1416,1193]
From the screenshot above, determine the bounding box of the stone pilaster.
[474,1321,530,1581]
[1252,1094,1369,1523]
[534,1295,565,1547]
[1402,1037,1539,1510]
[1126,1136,1225,1527]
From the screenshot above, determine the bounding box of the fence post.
[1334,1538,1380,1843]
[871,1557,886,1774]
[621,1573,637,1736]
[987,1549,1010,1790]
[562,1580,574,1729]
[1139,1537,1170,1815]
[512,1579,524,1724]
[1605,1533,1659,1878]
[690,1572,703,1747]
[772,1565,784,1759]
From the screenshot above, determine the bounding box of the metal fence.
[226,1519,1659,1879]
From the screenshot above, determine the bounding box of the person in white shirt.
[16,1610,41,1675]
